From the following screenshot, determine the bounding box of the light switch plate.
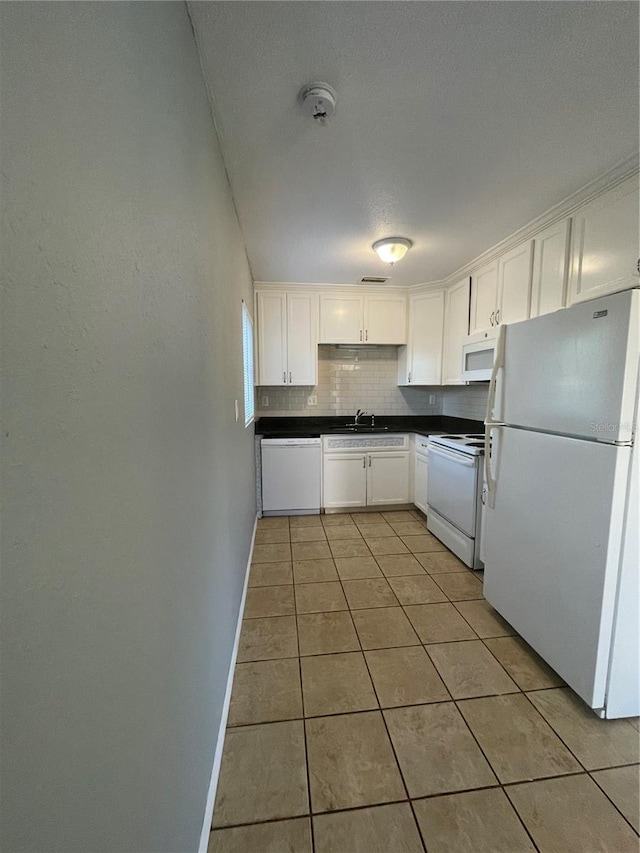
[261,396,269,407]
[429,394,436,404]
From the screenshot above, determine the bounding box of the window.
[242,301,255,426]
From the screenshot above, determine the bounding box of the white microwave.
[461,333,498,382]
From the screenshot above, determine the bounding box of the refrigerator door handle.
[484,324,507,508]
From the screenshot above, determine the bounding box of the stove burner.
[428,432,486,456]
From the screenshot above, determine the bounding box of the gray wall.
[0,4,256,851]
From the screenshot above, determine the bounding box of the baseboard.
[197,512,258,853]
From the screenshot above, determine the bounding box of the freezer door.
[493,289,639,443]
[483,426,632,711]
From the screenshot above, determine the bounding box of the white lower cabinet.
[413,436,430,514]
[322,453,368,508]
[367,452,410,505]
[322,435,410,508]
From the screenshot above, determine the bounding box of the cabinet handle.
[365,329,368,341]
[408,371,412,383]
[289,372,292,383]
[368,456,372,467]
[359,330,363,342]
[283,370,287,383]
[362,456,366,469]
[490,311,495,326]
[496,309,500,324]
[637,258,640,274]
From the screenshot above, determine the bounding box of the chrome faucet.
[354,409,368,425]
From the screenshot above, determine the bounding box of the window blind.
[242,301,255,426]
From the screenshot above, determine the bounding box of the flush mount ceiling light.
[372,237,413,265]
[299,82,337,125]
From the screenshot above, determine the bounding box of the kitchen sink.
[331,425,391,433]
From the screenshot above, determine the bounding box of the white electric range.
[426,433,485,569]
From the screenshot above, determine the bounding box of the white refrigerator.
[483,288,639,718]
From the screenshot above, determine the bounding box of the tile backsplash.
[441,384,489,421]
[256,345,441,417]
[255,345,489,421]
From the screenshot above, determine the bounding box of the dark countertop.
[255,415,484,439]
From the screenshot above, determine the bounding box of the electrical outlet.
[429,394,436,404]
[307,395,317,406]
[261,396,269,407]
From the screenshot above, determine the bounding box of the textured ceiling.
[189,1,639,287]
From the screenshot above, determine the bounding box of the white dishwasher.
[261,438,322,515]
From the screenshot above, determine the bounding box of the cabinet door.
[319,294,363,343]
[256,292,287,386]
[402,291,445,385]
[413,452,429,514]
[497,241,533,325]
[530,219,571,318]
[364,295,407,344]
[442,277,470,385]
[287,293,318,385]
[322,453,367,508]
[469,261,499,335]
[367,452,410,505]
[568,177,640,305]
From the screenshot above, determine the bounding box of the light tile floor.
[209,510,640,853]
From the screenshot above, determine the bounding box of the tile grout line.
[332,560,428,850]
[448,693,542,851]
[351,588,430,853]
[588,765,640,836]
[244,515,639,846]
[298,654,316,853]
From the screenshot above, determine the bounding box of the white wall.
[0,4,255,851]
[257,345,442,417]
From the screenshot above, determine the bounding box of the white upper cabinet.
[469,243,532,335]
[469,261,499,335]
[320,292,406,344]
[568,176,640,305]
[497,240,533,326]
[256,291,317,386]
[442,277,470,385]
[530,219,571,318]
[363,294,407,344]
[398,291,445,385]
[319,294,363,343]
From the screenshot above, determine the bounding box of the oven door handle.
[427,445,476,468]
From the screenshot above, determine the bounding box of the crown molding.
[253,280,410,292]
[253,153,639,296]
[441,152,639,287]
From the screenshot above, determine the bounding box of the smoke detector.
[299,82,337,125]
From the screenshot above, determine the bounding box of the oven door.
[427,443,479,537]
